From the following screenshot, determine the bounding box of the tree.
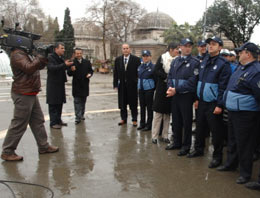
[205,0,260,47]
[85,0,145,60]
[86,0,112,60]
[55,8,75,59]
[107,0,145,42]
[163,23,203,44]
[41,16,60,43]
[0,0,45,29]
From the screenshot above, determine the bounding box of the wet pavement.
[0,71,259,198]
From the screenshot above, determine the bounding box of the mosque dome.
[136,11,175,30]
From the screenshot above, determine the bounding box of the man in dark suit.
[47,42,73,129]
[67,48,93,124]
[113,43,141,126]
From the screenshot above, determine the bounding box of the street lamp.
[203,0,208,39]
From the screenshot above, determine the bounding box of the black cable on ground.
[0,180,54,198]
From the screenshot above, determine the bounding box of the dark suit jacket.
[46,52,67,104]
[113,54,141,109]
[67,58,93,97]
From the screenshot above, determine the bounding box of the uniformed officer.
[217,42,260,184]
[137,50,155,131]
[187,36,231,169]
[165,38,200,156]
[193,40,210,135]
[197,40,207,62]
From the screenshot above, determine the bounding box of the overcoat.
[113,54,141,109]
[152,55,172,114]
[67,58,93,97]
[46,52,67,104]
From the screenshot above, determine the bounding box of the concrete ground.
[0,71,259,198]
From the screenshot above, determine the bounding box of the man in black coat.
[67,48,93,124]
[113,43,141,126]
[46,42,74,129]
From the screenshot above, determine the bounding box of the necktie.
[124,58,127,70]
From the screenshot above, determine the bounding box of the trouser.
[2,93,49,155]
[224,111,258,179]
[74,96,87,121]
[171,93,194,151]
[194,101,224,160]
[48,103,63,126]
[139,90,154,128]
[152,112,170,139]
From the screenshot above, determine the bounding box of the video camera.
[0,21,53,57]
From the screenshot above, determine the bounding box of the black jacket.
[67,58,93,97]
[113,54,141,109]
[46,52,67,104]
[152,55,172,114]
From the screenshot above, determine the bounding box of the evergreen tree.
[55,8,75,59]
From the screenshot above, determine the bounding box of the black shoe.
[50,124,62,129]
[187,150,204,158]
[81,117,85,120]
[137,126,145,130]
[141,126,151,131]
[177,150,189,156]
[165,144,181,150]
[60,121,68,126]
[162,138,170,143]
[208,159,222,168]
[192,129,196,134]
[217,165,236,172]
[118,120,126,126]
[245,182,260,190]
[236,176,250,184]
[152,139,157,144]
[75,120,81,125]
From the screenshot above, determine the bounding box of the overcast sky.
[39,0,260,45]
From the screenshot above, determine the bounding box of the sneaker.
[1,153,23,161]
[39,145,59,154]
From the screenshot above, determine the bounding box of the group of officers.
[113,37,260,191]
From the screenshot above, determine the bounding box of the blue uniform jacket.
[168,55,200,94]
[197,54,231,107]
[224,60,260,111]
[138,61,155,91]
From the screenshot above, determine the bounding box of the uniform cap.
[180,38,193,46]
[142,50,151,56]
[206,36,223,46]
[235,42,260,54]
[220,49,230,56]
[197,40,207,47]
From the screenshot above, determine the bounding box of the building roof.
[128,39,167,46]
[135,11,175,31]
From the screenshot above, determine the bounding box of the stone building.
[73,21,110,62]
[73,11,175,63]
[128,11,175,63]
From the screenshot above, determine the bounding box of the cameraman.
[1,47,59,161]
